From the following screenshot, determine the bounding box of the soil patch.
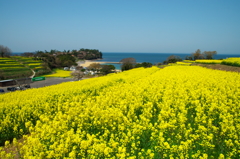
[192,63,240,73]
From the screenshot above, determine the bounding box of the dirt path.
[29,69,35,78]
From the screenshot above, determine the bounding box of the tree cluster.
[88,63,102,71]
[186,49,217,60]
[31,48,102,70]
[100,65,115,75]
[33,52,77,69]
[31,48,102,60]
[0,45,11,57]
[21,52,35,57]
[135,62,153,68]
[87,63,116,75]
[163,55,182,64]
[120,58,153,71]
[120,58,136,71]
[71,70,84,80]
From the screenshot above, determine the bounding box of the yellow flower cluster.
[168,62,190,66]
[0,57,25,69]
[1,67,29,72]
[44,69,72,77]
[0,64,23,66]
[28,63,42,65]
[222,57,240,67]
[195,59,223,64]
[0,58,14,62]
[0,57,43,71]
[13,56,43,69]
[176,62,191,65]
[28,64,43,69]
[0,66,240,158]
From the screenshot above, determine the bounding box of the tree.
[75,66,83,70]
[40,53,58,69]
[63,60,76,67]
[120,57,136,64]
[121,62,134,71]
[185,56,193,60]
[71,70,84,80]
[120,57,136,71]
[49,49,58,54]
[203,51,217,59]
[192,49,204,60]
[41,62,50,70]
[56,54,77,67]
[100,65,115,75]
[135,63,142,68]
[0,45,12,57]
[22,52,35,57]
[164,55,182,64]
[141,62,153,68]
[88,63,101,71]
[135,62,153,68]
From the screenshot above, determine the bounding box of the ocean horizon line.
[12,52,239,55]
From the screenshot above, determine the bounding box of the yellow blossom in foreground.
[0,66,239,158]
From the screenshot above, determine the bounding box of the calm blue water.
[100,52,240,63]
[98,52,240,69]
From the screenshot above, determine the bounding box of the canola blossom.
[222,58,240,67]
[0,57,44,73]
[176,62,191,65]
[168,62,191,66]
[0,64,24,67]
[0,58,16,62]
[195,60,223,64]
[168,61,191,66]
[27,63,43,69]
[0,66,240,158]
[28,63,42,65]
[43,69,72,78]
[0,58,25,68]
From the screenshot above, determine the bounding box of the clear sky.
[0,0,240,54]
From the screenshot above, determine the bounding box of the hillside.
[0,66,239,158]
[0,56,49,80]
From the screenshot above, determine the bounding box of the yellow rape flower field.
[195,60,223,64]
[43,69,72,78]
[0,66,240,158]
[222,58,240,67]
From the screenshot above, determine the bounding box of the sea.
[12,52,240,70]
[98,52,240,70]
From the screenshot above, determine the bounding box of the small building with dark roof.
[0,79,16,87]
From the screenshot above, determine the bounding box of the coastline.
[78,60,121,67]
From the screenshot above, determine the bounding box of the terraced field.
[0,57,45,79]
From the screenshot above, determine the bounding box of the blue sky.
[0,0,240,54]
